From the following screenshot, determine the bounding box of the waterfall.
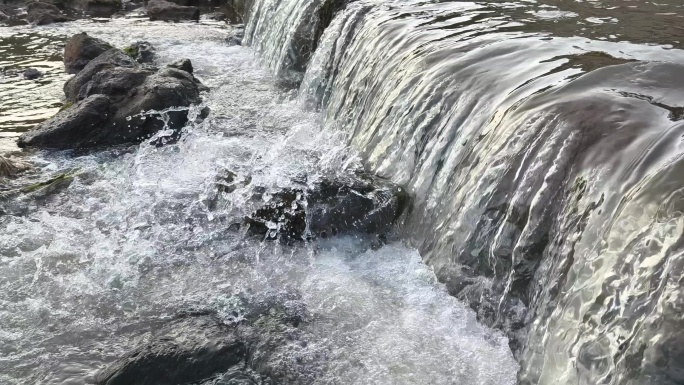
[244,0,684,383]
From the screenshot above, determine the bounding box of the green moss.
[20,173,73,194]
[59,101,74,112]
[122,46,138,59]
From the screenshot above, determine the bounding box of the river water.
[2,0,684,384]
[0,16,517,385]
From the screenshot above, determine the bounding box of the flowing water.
[0,18,517,385]
[2,0,684,384]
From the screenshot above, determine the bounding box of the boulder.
[146,0,199,21]
[17,94,113,148]
[23,68,42,80]
[63,48,138,101]
[242,173,408,242]
[63,33,114,75]
[19,46,205,148]
[25,1,73,25]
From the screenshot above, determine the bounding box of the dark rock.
[123,41,156,64]
[76,65,155,103]
[0,4,19,24]
[223,0,250,23]
[244,173,408,242]
[63,32,114,75]
[94,293,308,385]
[104,66,204,144]
[17,94,113,149]
[23,68,42,80]
[167,58,192,74]
[146,0,199,21]
[25,1,73,25]
[20,35,205,149]
[63,48,138,102]
[94,315,247,385]
[21,51,204,148]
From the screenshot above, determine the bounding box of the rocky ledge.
[18,33,207,149]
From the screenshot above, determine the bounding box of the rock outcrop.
[18,37,206,149]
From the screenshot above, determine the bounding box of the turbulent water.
[2,0,684,384]
[0,18,518,385]
[248,0,684,384]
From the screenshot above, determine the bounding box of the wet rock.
[23,68,42,80]
[20,50,204,148]
[167,58,192,73]
[17,94,113,149]
[146,0,199,21]
[244,173,408,242]
[94,315,247,385]
[223,0,250,23]
[0,4,19,24]
[95,293,308,385]
[123,41,156,64]
[25,1,73,25]
[63,48,138,102]
[64,32,114,74]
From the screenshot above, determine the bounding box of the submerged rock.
[146,0,199,21]
[94,315,247,385]
[23,68,42,80]
[64,32,114,74]
[25,1,73,25]
[95,294,308,385]
[18,37,206,149]
[240,173,408,242]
